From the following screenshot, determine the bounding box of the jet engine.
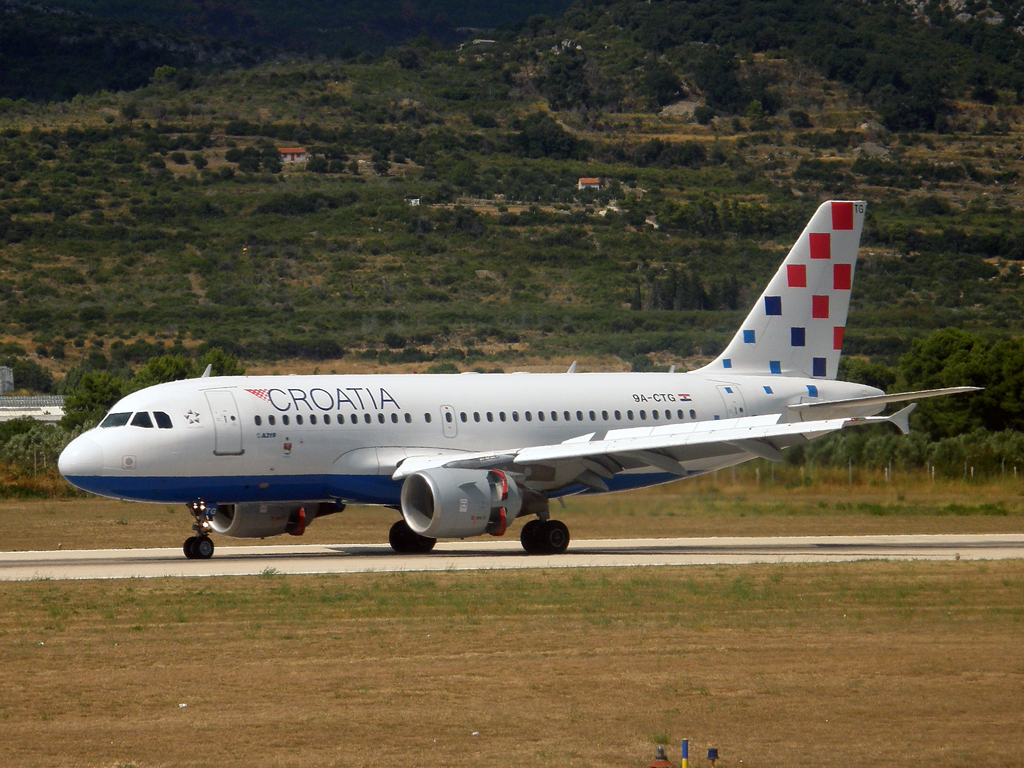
[210,502,334,538]
[400,468,522,539]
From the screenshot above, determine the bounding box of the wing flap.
[513,415,849,465]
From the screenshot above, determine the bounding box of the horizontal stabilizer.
[788,386,980,413]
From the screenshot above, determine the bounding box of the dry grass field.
[0,562,1021,768]
[2,470,1022,553]
[1,475,1021,767]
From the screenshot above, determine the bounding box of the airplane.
[58,200,977,559]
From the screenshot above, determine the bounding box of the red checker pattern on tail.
[809,233,831,259]
[787,264,807,288]
[833,263,852,290]
[812,295,830,319]
[834,326,845,350]
[832,202,854,230]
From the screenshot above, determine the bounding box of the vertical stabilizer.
[702,200,866,380]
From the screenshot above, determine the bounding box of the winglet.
[567,361,577,374]
[888,403,916,435]
[852,403,917,435]
[201,364,213,378]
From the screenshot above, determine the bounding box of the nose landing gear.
[183,501,216,560]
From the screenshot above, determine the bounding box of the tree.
[61,372,128,430]
[128,355,197,392]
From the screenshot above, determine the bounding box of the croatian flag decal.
[677,394,692,402]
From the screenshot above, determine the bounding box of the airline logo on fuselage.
[245,387,400,412]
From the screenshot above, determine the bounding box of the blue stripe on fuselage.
[62,471,687,506]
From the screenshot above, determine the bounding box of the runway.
[0,533,1022,581]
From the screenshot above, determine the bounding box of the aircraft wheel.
[519,519,543,554]
[537,520,570,555]
[413,533,436,553]
[183,536,198,559]
[194,536,215,559]
[390,520,434,554]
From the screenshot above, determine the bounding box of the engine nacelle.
[211,502,311,538]
[400,468,523,539]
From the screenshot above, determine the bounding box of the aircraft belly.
[63,472,403,506]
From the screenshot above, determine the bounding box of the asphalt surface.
[1,534,1022,581]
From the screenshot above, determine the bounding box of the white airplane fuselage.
[58,371,882,506]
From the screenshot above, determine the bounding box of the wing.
[787,386,981,416]
[392,411,909,493]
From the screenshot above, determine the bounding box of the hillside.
[1,0,1024,388]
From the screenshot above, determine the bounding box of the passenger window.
[310,415,317,425]
[404,413,411,423]
[282,415,290,426]
[474,412,480,422]
[100,412,132,428]
[364,413,371,424]
[652,410,659,420]
[627,410,634,420]
[351,414,359,424]
[378,413,385,424]
[131,412,154,428]
[269,415,276,426]
[677,410,684,419]
[563,411,570,421]
[499,412,506,422]
[614,410,621,421]
[486,412,493,422]
[690,409,696,419]
[391,413,398,423]
[589,411,596,421]
[445,412,453,423]
[296,415,304,425]
[424,413,432,424]
[537,411,544,422]
[550,411,557,421]
[154,411,173,429]
[254,415,262,426]
[602,411,608,420]
[460,412,467,423]
[640,410,647,420]
[576,411,583,421]
[512,411,519,422]
[525,412,532,422]
[664,410,671,420]
[324,414,331,425]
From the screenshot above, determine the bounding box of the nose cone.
[58,435,104,481]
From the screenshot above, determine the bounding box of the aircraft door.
[440,405,458,438]
[205,390,244,455]
[716,385,747,419]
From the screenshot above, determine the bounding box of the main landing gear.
[183,500,215,560]
[520,518,570,555]
[389,520,437,554]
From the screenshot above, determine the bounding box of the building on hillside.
[578,177,602,190]
[278,148,307,164]
[0,396,65,423]
[0,366,12,394]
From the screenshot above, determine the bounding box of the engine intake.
[401,468,523,539]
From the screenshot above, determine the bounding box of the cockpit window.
[131,412,154,428]
[154,411,173,429]
[100,412,132,428]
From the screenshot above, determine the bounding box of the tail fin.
[701,200,866,380]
